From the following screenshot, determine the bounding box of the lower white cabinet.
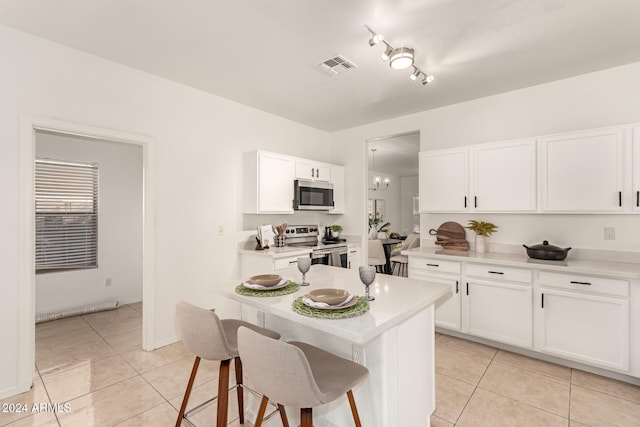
[239,252,311,278]
[347,246,360,269]
[536,272,630,371]
[409,258,461,331]
[463,279,533,348]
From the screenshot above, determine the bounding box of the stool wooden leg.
[278,404,289,427]
[234,357,244,424]
[216,359,231,427]
[347,390,362,427]
[254,396,269,427]
[300,408,313,427]
[175,356,200,427]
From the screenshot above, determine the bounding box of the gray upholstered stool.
[175,301,281,427]
[237,326,369,427]
[368,239,386,273]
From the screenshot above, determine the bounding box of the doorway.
[17,115,156,394]
[366,131,420,240]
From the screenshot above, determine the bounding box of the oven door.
[294,179,334,211]
[312,247,347,268]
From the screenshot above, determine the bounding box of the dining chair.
[237,326,369,427]
[174,301,281,427]
[391,233,420,277]
[368,239,386,273]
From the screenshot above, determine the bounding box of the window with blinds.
[35,159,99,272]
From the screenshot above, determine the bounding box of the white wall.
[368,169,400,233]
[0,24,333,397]
[400,175,419,235]
[35,131,143,316]
[332,61,640,253]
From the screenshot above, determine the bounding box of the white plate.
[242,279,289,291]
[302,294,358,310]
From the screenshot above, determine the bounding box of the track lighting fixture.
[365,25,434,86]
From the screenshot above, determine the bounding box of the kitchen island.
[211,264,451,427]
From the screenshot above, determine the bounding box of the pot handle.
[565,247,572,252]
[522,244,529,249]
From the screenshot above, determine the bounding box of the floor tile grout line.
[33,362,62,427]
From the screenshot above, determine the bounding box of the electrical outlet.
[604,227,615,240]
[105,278,112,287]
[352,344,366,365]
[217,225,224,236]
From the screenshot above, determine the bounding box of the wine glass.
[359,266,376,301]
[297,257,311,286]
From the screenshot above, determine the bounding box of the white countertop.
[211,264,450,345]
[238,246,313,259]
[403,247,640,279]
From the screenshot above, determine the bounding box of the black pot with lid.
[523,240,572,261]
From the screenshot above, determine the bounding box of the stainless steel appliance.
[285,224,347,268]
[293,179,334,211]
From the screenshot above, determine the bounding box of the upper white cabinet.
[419,139,536,213]
[633,126,640,212]
[295,159,331,182]
[539,126,627,212]
[243,151,295,214]
[329,165,345,214]
[419,148,468,212]
[472,139,537,212]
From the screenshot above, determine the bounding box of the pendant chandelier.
[369,148,390,191]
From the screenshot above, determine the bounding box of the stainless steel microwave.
[293,179,334,211]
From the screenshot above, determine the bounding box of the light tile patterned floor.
[1,304,639,426]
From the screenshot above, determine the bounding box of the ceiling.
[2,1,640,132]
[369,132,420,177]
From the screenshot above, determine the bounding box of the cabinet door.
[463,280,532,347]
[419,148,468,212]
[329,165,345,214]
[347,247,360,269]
[539,127,626,212]
[633,126,640,211]
[537,289,629,371]
[258,152,295,213]
[409,265,461,331]
[295,160,330,182]
[472,139,536,212]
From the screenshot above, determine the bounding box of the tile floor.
[1,304,639,426]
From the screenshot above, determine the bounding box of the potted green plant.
[368,212,390,239]
[465,220,498,253]
[330,224,343,238]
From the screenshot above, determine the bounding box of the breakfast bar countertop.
[211,264,450,345]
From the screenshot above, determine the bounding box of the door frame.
[17,115,156,393]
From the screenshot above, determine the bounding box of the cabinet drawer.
[409,258,461,274]
[466,263,532,283]
[538,271,629,297]
[274,256,306,270]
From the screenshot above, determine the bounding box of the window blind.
[35,159,99,271]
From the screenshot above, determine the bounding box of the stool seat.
[238,326,369,427]
[175,302,281,427]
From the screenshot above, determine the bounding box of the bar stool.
[368,239,386,273]
[174,301,281,427]
[237,326,369,427]
[391,233,420,277]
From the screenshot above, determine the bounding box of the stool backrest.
[175,301,235,361]
[237,326,324,407]
[368,239,385,261]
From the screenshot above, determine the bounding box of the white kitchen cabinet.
[409,258,461,331]
[463,263,533,348]
[633,126,640,212]
[347,246,360,269]
[419,148,468,212]
[538,126,627,212]
[243,151,295,214]
[295,159,331,182]
[329,165,345,214]
[472,139,536,212]
[536,271,630,372]
[239,251,312,278]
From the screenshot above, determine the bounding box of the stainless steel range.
[284,225,348,268]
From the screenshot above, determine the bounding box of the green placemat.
[292,296,370,319]
[235,281,299,297]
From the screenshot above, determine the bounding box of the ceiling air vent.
[316,55,358,76]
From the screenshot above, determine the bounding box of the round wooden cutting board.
[429,221,469,251]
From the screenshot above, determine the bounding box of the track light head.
[381,46,393,61]
[410,68,421,81]
[369,33,383,46]
[421,74,435,85]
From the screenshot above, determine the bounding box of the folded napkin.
[304,293,354,308]
[243,278,288,290]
